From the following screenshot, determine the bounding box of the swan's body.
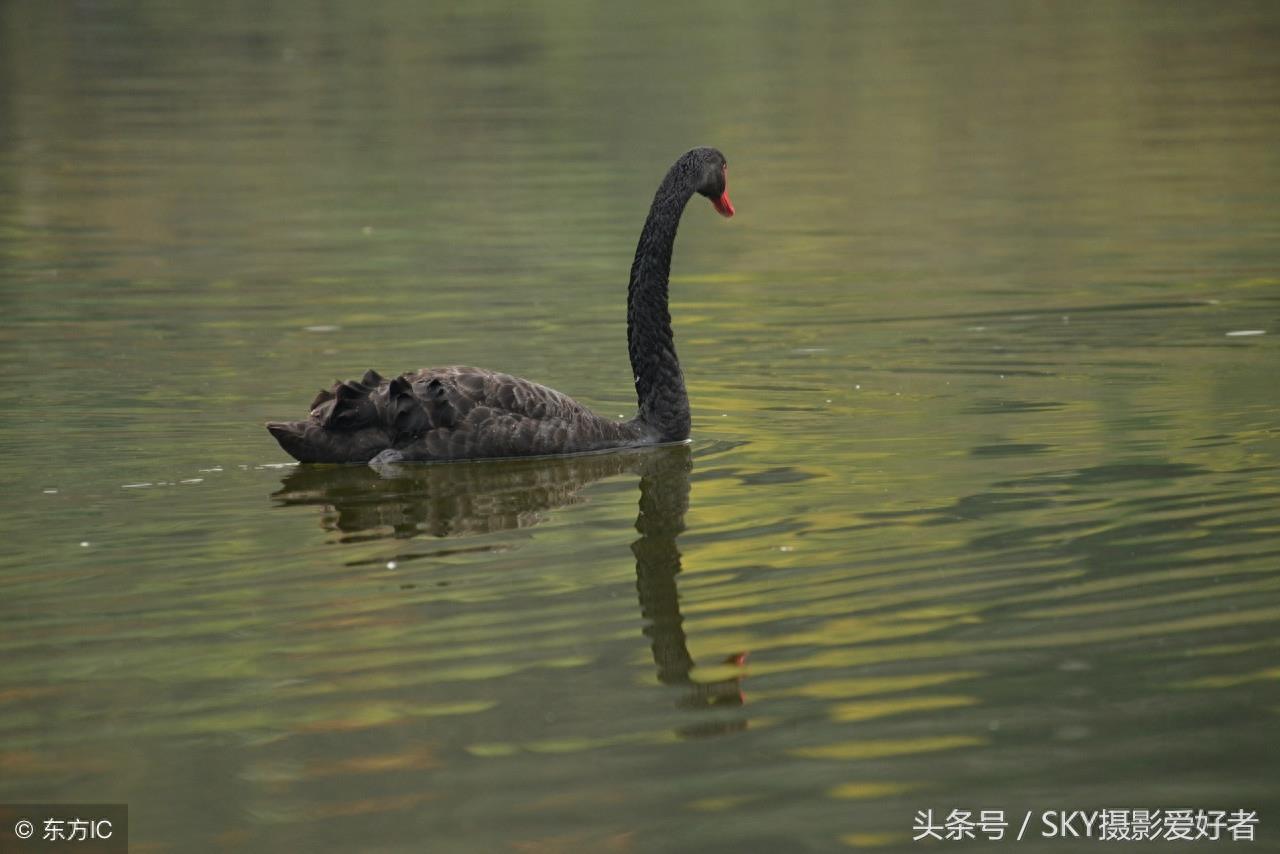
[267,147,734,463]
[269,365,655,463]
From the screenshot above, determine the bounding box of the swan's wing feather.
[412,366,596,426]
[268,365,636,463]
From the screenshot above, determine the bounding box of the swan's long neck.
[628,163,696,441]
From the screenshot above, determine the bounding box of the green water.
[2,2,1278,851]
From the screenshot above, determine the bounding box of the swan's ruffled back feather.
[267,366,650,463]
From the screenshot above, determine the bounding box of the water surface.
[2,2,1278,851]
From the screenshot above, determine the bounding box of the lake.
[1,1,1277,851]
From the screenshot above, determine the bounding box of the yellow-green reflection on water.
[2,1,1279,852]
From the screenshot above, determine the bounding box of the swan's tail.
[266,369,421,463]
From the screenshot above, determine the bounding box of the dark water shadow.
[273,446,746,732]
[273,450,648,540]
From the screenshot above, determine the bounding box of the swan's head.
[688,147,735,218]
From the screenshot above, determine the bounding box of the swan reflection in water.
[273,445,746,728]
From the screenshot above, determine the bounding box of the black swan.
[266,146,735,463]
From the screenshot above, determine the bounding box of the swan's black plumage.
[266,147,734,463]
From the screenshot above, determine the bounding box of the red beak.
[712,190,735,218]
[711,165,735,217]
